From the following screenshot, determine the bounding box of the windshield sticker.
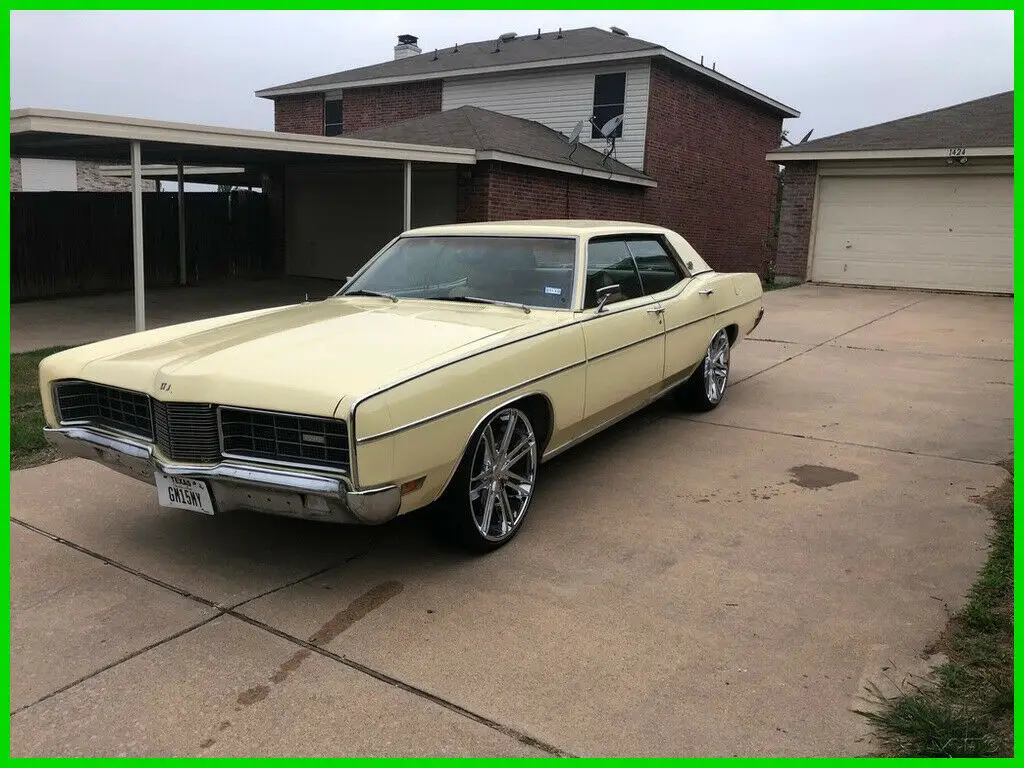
[544,286,562,296]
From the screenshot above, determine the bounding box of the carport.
[10,108,476,331]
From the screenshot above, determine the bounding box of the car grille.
[152,401,220,464]
[220,407,350,471]
[55,381,153,439]
[54,380,350,473]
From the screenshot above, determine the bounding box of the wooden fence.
[10,191,278,301]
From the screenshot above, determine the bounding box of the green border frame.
[3,6,1018,761]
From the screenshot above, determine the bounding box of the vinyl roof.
[770,90,1013,157]
[349,106,654,184]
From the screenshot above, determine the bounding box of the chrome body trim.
[587,332,664,363]
[356,360,585,444]
[44,425,401,526]
[541,371,693,463]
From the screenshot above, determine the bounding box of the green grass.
[11,347,70,470]
[856,467,1014,757]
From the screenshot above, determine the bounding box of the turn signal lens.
[400,476,426,495]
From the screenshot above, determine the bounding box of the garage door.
[811,172,1013,293]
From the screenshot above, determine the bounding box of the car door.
[578,236,666,426]
[624,235,718,386]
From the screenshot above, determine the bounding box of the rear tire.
[435,405,539,553]
[677,328,731,412]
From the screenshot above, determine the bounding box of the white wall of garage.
[284,163,458,280]
[809,160,1013,294]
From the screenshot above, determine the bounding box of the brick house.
[257,26,798,277]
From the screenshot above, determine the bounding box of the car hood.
[73,298,562,417]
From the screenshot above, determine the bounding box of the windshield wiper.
[342,289,399,303]
[436,295,531,314]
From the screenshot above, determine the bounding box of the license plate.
[155,473,215,515]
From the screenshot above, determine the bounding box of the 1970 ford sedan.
[39,220,764,551]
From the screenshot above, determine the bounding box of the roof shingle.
[348,105,653,183]
[258,27,660,94]
[774,90,1013,154]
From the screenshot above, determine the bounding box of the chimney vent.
[610,26,629,36]
[394,34,421,60]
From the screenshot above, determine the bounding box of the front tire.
[677,328,731,412]
[437,405,539,553]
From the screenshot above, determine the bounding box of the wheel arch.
[724,323,740,345]
[436,391,555,499]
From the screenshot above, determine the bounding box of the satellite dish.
[598,114,624,138]
[565,120,586,160]
[781,127,815,147]
[589,114,624,166]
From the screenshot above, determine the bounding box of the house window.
[325,99,343,136]
[591,73,626,139]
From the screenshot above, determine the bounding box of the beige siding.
[810,169,1013,294]
[441,61,650,170]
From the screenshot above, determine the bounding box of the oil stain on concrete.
[789,465,859,490]
[234,580,405,708]
[199,580,405,751]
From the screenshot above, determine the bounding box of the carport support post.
[130,140,146,332]
[177,161,186,285]
[403,160,412,230]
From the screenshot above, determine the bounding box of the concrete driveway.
[9,284,1012,757]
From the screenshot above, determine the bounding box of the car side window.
[626,237,686,295]
[584,238,644,309]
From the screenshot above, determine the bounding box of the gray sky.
[10,10,1014,141]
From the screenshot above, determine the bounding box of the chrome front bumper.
[44,426,402,525]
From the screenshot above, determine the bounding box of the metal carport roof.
[10,108,477,332]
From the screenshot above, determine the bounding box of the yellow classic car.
[39,220,764,552]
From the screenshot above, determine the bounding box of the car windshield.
[337,235,577,310]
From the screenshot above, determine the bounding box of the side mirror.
[595,283,621,313]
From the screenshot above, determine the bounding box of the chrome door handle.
[699,289,714,296]
[646,307,665,314]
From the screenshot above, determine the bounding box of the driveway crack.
[735,296,930,386]
[8,518,573,756]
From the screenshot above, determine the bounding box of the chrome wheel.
[468,407,537,541]
[703,330,730,404]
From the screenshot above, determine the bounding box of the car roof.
[403,220,674,238]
